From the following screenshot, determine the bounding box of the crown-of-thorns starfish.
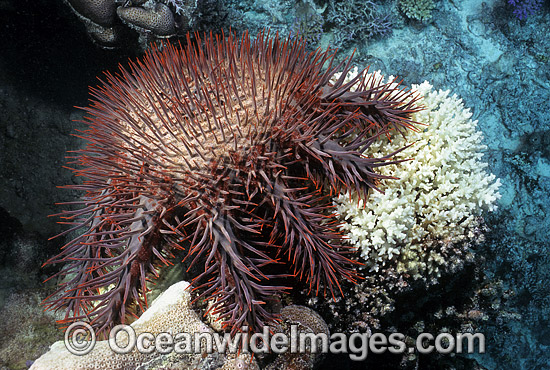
[44,30,421,337]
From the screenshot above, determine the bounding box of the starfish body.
[44,31,420,336]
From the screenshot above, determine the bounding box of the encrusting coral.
[43,31,421,339]
[30,281,257,370]
[66,0,117,27]
[65,0,198,48]
[335,71,501,281]
[117,2,176,37]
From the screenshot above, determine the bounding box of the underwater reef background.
[0,0,549,369]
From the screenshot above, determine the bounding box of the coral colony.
[32,282,255,369]
[43,30,422,337]
[336,75,501,283]
[64,0,197,49]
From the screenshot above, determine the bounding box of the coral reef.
[64,0,198,49]
[30,282,332,370]
[399,0,436,23]
[264,305,330,370]
[30,281,257,370]
[328,1,550,367]
[164,0,191,16]
[508,0,544,19]
[385,264,518,369]
[43,31,421,338]
[300,70,505,368]
[312,247,517,368]
[327,0,392,49]
[1,0,549,368]
[117,2,176,37]
[477,223,550,369]
[0,219,47,306]
[0,291,61,370]
[335,74,501,281]
[67,0,117,26]
[289,5,325,48]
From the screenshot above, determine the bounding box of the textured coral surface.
[336,75,501,280]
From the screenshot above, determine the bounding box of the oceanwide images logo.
[64,322,486,361]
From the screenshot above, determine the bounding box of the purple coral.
[508,0,544,19]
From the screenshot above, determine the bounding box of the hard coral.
[265,305,329,370]
[117,2,176,37]
[65,0,197,49]
[44,31,420,337]
[328,0,393,48]
[336,76,501,281]
[32,281,257,370]
[508,0,544,19]
[399,0,435,23]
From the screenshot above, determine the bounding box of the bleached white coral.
[334,71,501,279]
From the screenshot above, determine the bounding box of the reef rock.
[30,281,256,370]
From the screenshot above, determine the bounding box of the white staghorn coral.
[335,73,501,280]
